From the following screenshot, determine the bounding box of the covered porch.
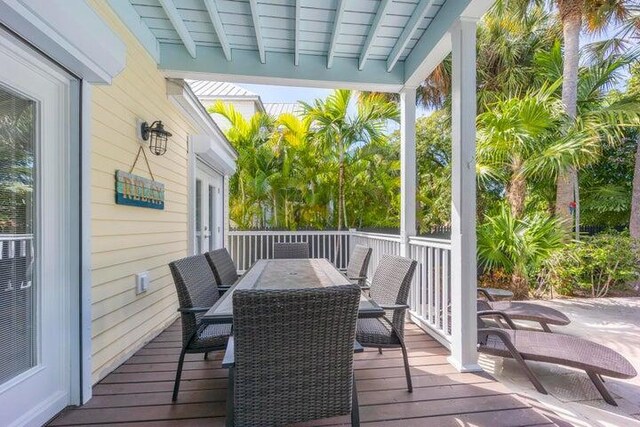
[107,0,491,372]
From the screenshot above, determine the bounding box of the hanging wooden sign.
[115,170,165,210]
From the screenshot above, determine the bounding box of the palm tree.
[209,100,277,227]
[549,0,634,228]
[301,90,398,229]
[476,85,601,218]
[629,62,640,239]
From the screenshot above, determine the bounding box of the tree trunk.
[631,134,640,239]
[337,144,344,230]
[511,271,529,300]
[555,5,581,231]
[507,160,526,218]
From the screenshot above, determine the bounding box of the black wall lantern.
[141,121,172,156]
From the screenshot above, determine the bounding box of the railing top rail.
[350,231,402,242]
[408,235,452,249]
[0,234,34,241]
[228,230,351,236]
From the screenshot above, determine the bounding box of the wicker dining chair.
[169,254,232,402]
[273,242,310,259]
[224,285,362,426]
[205,248,239,288]
[356,255,417,392]
[342,245,372,288]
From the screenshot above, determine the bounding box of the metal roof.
[109,0,492,91]
[264,102,303,117]
[187,79,258,98]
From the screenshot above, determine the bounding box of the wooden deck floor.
[50,320,556,426]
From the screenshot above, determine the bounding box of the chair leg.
[172,348,187,402]
[399,342,413,393]
[587,371,617,406]
[351,377,360,427]
[378,347,382,354]
[226,367,235,427]
[204,352,209,360]
[512,355,547,395]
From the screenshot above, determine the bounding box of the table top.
[202,258,384,324]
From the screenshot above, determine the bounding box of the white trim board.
[0,0,125,83]
[166,78,237,175]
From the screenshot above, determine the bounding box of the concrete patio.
[481,297,640,426]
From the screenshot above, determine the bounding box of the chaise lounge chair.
[477,309,637,405]
[477,288,570,332]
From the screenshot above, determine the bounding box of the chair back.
[346,245,372,281]
[231,285,361,426]
[205,248,238,287]
[369,255,417,339]
[273,242,309,259]
[169,254,220,347]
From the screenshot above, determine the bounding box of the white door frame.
[188,138,227,255]
[0,28,82,425]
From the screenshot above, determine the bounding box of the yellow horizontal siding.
[87,0,197,384]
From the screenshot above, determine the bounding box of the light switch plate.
[135,272,149,295]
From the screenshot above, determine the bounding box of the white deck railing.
[407,236,452,347]
[228,230,352,272]
[227,229,452,345]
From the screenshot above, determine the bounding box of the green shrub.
[540,232,639,297]
[477,205,567,299]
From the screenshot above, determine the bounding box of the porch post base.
[447,356,483,373]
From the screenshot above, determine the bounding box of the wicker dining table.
[202,258,385,324]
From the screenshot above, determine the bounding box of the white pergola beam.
[448,17,481,373]
[203,0,231,61]
[249,0,266,64]
[294,0,300,66]
[387,0,436,72]
[358,0,392,71]
[327,0,346,69]
[158,0,197,59]
[399,87,417,257]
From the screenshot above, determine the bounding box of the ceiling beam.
[249,0,266,63]
[326,0,346,69]
[386,0,436,72]
[358,0,392,71]
[158,0,197,58]
[203,0,231,61]
[294,0,300,66]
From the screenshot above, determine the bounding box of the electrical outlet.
[135,272,149,295]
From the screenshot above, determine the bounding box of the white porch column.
[448,17,481,372]
[399,88,417,257]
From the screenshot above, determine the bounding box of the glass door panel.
[0,85,36,386]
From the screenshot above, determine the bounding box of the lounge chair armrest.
[379,304,410,311]
[218,285,232,295]
[477,288,496,302]
[348,275,367,281]
[354,341,364,353]
[222,336,235,368]
[178,307,210,314]
[478,310,517,329]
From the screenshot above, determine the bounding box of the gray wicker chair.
[224,285,362,426]
[342,245,372,288]
[477,307,637,406]
[169,254,231,402]
[205,248,239,288]
[273,242,309,259]
[356,255,417,392]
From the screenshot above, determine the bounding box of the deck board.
[49,320,555,426]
